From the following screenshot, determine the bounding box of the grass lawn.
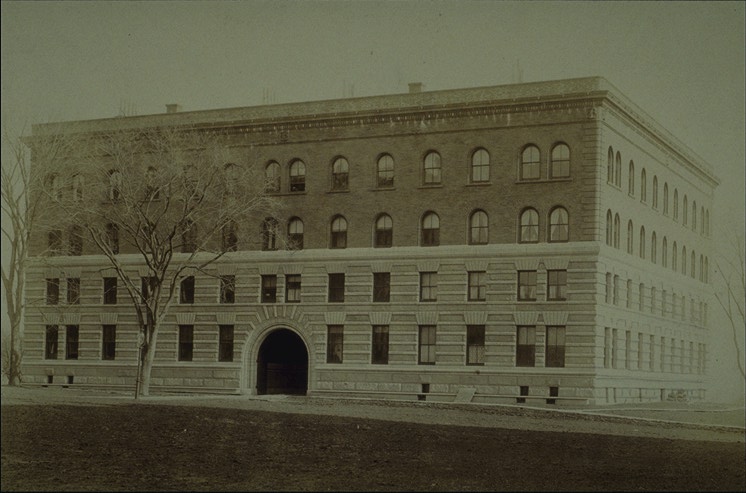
[2,403,744,491]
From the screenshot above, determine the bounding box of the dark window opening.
[102,325,116,360]
[45,325,58,360]
[328,273,345,303]
[261,275,277,303]
[220,275,235,304]
[65,325,79,360]
[103,277,117,305]
[219,325,234,362]
[180,276,195,304]
[467,325,485,365]
[372,325,389,364]
[178,325,193,362]
[517,385,529,404]
[327,325,344,363]
[373,272,390,302]
[46,278,60,305]
[286,274,301,303]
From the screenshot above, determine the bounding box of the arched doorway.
[256,328,308,395]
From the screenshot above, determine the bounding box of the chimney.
[408,82,424,94]
[165,104,182,114]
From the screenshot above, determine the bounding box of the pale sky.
[1,0,744,398]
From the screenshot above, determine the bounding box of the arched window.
[109,170,122,201]
[639,226,646,259]
[605,210,613,246]
[700,206,704,235]
[520,145,540,180]
[288,217,304,249]
[421,212,440,246]
[652,176,658,209]
[331,157,349,191]
[289,160,306,192]
[106,223,119,255]
[628,161,635,195]
[181,219,197,253]
[471,148,490,183]
[692,201,697,231]
[673,189,679,220]
[550,143,570,178]
[265,162,281,192]
[662,237,668,267]
[49,174,63,201]
[640,168,647,203]
[222,220,238,252]
[423,151,442,185]
[690,250,696,278]
[672,241,678,271]
[69,226,83,256]
[374,214,393,248]
[145,166,160,200]
[377,154,394,188]
[683,195,688,225]
[663,183,669,215]
[469,210,488,245]
[651,232,657,264]
[682,246,687,275]
[223,163,238,195]
[613,214,620,249]
[519,208,539,243]
[627,220,634,254]
[72,174,84,202]
[607,147,614,183]
[699,254,704,282]
[261,218,279,251]
[615,152,622,187]
[549,207,569,242]
[330,215,347,249]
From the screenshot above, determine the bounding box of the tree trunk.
[139,327,160,397]
[8,320,22,386]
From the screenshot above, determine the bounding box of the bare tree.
[44,124,280,397]
[1,128,76,385]
[714,231,746,381]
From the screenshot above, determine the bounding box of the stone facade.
[22,77,717,405]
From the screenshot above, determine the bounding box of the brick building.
[22,77,717,405]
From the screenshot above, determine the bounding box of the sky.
[1,0,744,398]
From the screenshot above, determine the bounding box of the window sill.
[371,186,396,191]
[327,189,350,194]
[515,177,572,184]
[465,182,491,187]
[418,184,443,189]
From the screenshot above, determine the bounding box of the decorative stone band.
[282,264,303,275]
[417,260,440,272]
[416,310,438,325]
[542,258,570,270]
[41,312,61,325]
[513,311,539,326]
[176,312,196,325]
[464,311,488,326]
[45,268,64,279]
[216,312,236,325]
[325,263,347,274]
[370,262,393,273]
[543,311,569,326]
[217,264,238,276]
[62,312,81,325]
[369,312,392,325]
[61,268,81,278]
[464,260,489,272]
[324,312,345,325]
[515,258,541,271]
[258,264,278,275]
[100,312,118,324]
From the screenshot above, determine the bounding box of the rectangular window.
[261,275,277,303]
[517,385,529,404]
[103,277,117,305]
[45,325,59,360]
[326,325,343,363]
[466,325,485,365]
[141,276,156,301]
[419,272,437,302]
[547,270,567,301]
[547,386,559,405]
[545,326,565,368]
[220,275,235,304]
[46,278,60,305]
[649,334,655,371]
[516,326,536,366]
[373,272,390,303]
[218,325,234,362]
[468,271,486,302]
[612,329,618,368]
[102,325,116,360]
[517,271,537,301]
[638,332,644,370]
[65,325,79,360]
[180,276,195,304]
[285,274,301,303]
[178,325,194,362]
[604,327,611,368]
[371,325,389,364]
[418,325,436,364]
[67,278,80,305]
[613,275,619,305]
[625,330,631,369]
[328,273,345,303]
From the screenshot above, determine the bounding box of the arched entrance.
[256,328,308,395]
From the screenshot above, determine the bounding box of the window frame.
[178,324,194,362]
[261,274,278,303]
[289,160,306,192]
[470,148,490,183]
[516,326,536,367]
[423,151,442,185]
[179,276,195,304]
[326,325,344,363]
[330,215,348,249]
[45,325,59,360]
[547,270,567,301]
[65,324,79,360]
[328,273,345,303]
[517,270,537,301]
[371,325,389,364]
[102,324,116,360]
[373,272,390,303]
[467,271,486,302]
[374,214,393,248]
[419,272,437,302]
[550,143,570,178]
[466,325,485,366]
[218,325,234,362]
[46,278,60,305]
[545,326,565,368]
[377,154,394,188]
[103,277,117,305]
[418,325,437,365]
[331,157,349,191]
[67,278,81,305]
[421,212,440,247]
[288,218,304,250]
[519,208,539,243]
[220,275,235,304]
[285,274,301,303]
[548,207,569,242]
[520,145,541,180]
[469,210,488,245]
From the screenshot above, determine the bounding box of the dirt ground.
[2,386,745,491]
